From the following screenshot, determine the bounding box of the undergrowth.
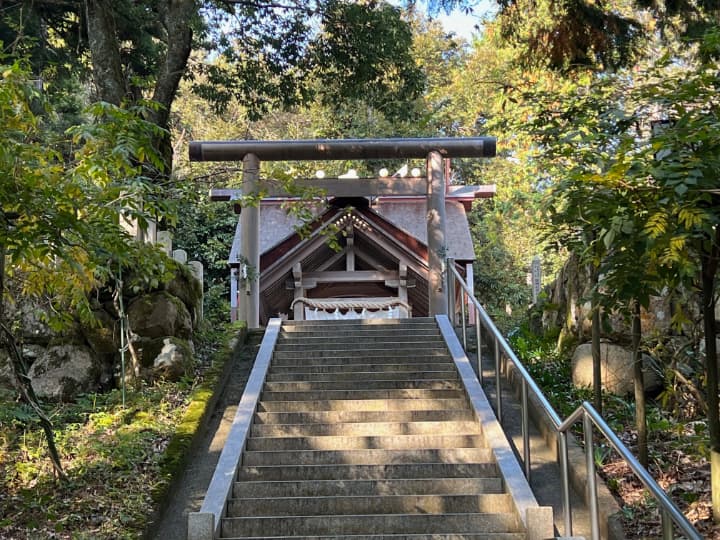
[508,323,715,537]
[0,319,243,540]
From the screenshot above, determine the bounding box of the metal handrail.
[446,259,702,540]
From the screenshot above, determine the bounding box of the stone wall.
[0,250,204,402]
[541,253,674,346]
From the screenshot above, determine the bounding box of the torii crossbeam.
[189,137,496,328]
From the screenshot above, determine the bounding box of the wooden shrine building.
[190,138,496,328]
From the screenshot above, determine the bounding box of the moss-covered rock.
[82,308,120,355]
[134,337,194,381]
[165,265,203,323]
[28,344,100,401]
[127,291,192,340]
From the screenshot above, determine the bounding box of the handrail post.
[559,430,573,536]
[475,312,482,383]
[495,338,502,423]
[461,289,467,350]
[522,379,530,480]
[661,509,673,540]
[584,411,601,540]
[446,258,456,325]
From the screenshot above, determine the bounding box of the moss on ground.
[0,320,247,540]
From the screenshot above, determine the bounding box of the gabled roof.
[257,205,434,320]
[229,193,481,266]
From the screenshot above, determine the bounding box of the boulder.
[571,342,662,397]
[151,337,194,381]
[165,268,202,323]
[82,309,119,355]
[0,349,18,398]
[28,344,99,401]
[127,291,192,340]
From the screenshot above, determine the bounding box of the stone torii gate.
[189,137,496,328]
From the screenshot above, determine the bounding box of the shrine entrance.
[189,137,496,328]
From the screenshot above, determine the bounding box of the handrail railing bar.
[461,289,467,350]
[494,338,502,423]
[559,432,573,536]
[662,509,673,540]
[449,265,563,429]
[522,380,531,479]
[584,412,601,540]
[475,321,483,382]
[446,263,703,540]
[578,402,701,540]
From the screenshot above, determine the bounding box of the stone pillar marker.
[531,255,542,303]
[172,249,188,264]
[188,261,204,322]
[157,231,173,257]
[426,150,448,315]
[239,153,261,329]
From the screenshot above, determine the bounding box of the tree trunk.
[0,229,66,481]
[84,0,196,173]
[589,260,602,415]
[84,0,126,105]
[591,298,602,414]
[150,0,195,173]
[632,299,648,468]
[701,228,720,521]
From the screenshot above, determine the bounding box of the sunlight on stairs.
[219,318,532,540]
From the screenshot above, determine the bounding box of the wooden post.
[230,267,239,323]
[345,224,355,271]
[240,153,260,328]
[293,263,304,321]
[426,150,447,315]
[466,262,476,325]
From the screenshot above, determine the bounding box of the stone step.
[281,318,437,329]
[236,461,499,482]
[220,512,522,538]
[250,420,481,438]
[279,328,442,339]
[257,398,469,412]
[246,433,485,452]
[222,534,525,540]
[271,354,452,365]
[260,389,465,402]
[276,336,443,347]
[241,447,492,466]
[268,363,456,375]
[273,343,447,353]
[263,380,462,392]
[232,477,504,499]
[253,409,475,425]
[265,370,459,382]
[236,462,499,482]
[226,493,514,517]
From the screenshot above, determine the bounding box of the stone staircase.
[217,317,535,539]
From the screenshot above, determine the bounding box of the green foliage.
[0,383,190,538]
[0,315,243,538]
[496,0,643,71]
[0,58,176,328]
[193,1,424,122]
[312,1,424,119]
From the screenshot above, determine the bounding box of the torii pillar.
[190,137,496,324]
[238,153,260,328]
[426,151,447,315]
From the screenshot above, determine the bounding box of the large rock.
[127,291,192,340]
[571,342,662,396]
[28,344,99,401]
[150,337,194,381]
[0,349,18,398]
[165,268,203,324]
[82,309,120,355]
